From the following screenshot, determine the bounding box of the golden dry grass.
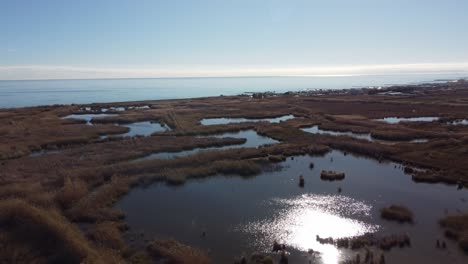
[55,176,89,209]
[0,182,54,207]
[66,176,132,222]
[0,198,116,264]
[87,221,126,251]
[146,239,211,264]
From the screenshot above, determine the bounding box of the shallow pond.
[29,149,61,157]
[376,117,439,124]
[200,114,295,125]
[62,114,117,125]
[64,115,168,138]
[120,121,170,137]
[448,119,468,126]
[134,130,278,161]
[117,151,468,264]
[301,126,428,144]
[302,126,373,141]
[102,106,125,112]
[101,105,150,112]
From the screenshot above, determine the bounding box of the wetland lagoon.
[1,80,468,264]
[118,150,468,263]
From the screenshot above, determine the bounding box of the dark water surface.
[134,130,278,161]
[62,113,117,125]
[200,115,295,126]
[117,151,468,264]
[302,126,373,141]
[120,121,169,137]
[301,126,428,144]
[63,114,169,137]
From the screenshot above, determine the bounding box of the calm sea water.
[0,74,466,108]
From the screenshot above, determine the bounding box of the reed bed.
[1,82,468,262]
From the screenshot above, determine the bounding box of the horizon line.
[1,71,468,82]
[1,62,468,81]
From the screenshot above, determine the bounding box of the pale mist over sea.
[0,73,466,108]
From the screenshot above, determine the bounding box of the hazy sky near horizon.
[1,0,468,80]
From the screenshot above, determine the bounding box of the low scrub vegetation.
[55,177,89,209]
[0,182,53,207]
[380,205,413,223]
[320,170,345,181]
[66,176,132,223]
[439,214,468,253]
[0,198,115,263]
[146,239,211,264]
[316,232,411,251]
[87,221,126,251]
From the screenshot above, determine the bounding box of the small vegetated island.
[320,170,346,181]
[380,205,414,223]
[1,80,468,263]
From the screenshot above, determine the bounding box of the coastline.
[1,79,468,263]
[1,74,467,109]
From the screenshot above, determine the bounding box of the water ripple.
[235,193,379,264]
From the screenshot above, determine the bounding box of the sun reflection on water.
[238,194,379,264]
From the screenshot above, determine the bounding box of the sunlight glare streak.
[239,194,379,264]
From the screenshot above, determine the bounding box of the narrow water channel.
[301,126,428,144]
[376,117,439,124]
[134,130,278,161]
[200,115,295,125]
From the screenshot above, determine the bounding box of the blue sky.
[1,0,468,79]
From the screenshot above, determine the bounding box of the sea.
[0,73,466,108]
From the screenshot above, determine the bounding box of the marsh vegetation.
[380,205,413,223]
[1,81,468,263]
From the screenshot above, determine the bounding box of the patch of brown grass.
[87,221,126,251]
[320,170,345,181]
[380,205,413,223]
[66,176,132,222]
[146,239,211,264]
[0,198,113,263]
[138,159,262,186]
[55,177,89,209]
[439,214,468,253]
[0,182,53,207]
[370,128,444,141]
